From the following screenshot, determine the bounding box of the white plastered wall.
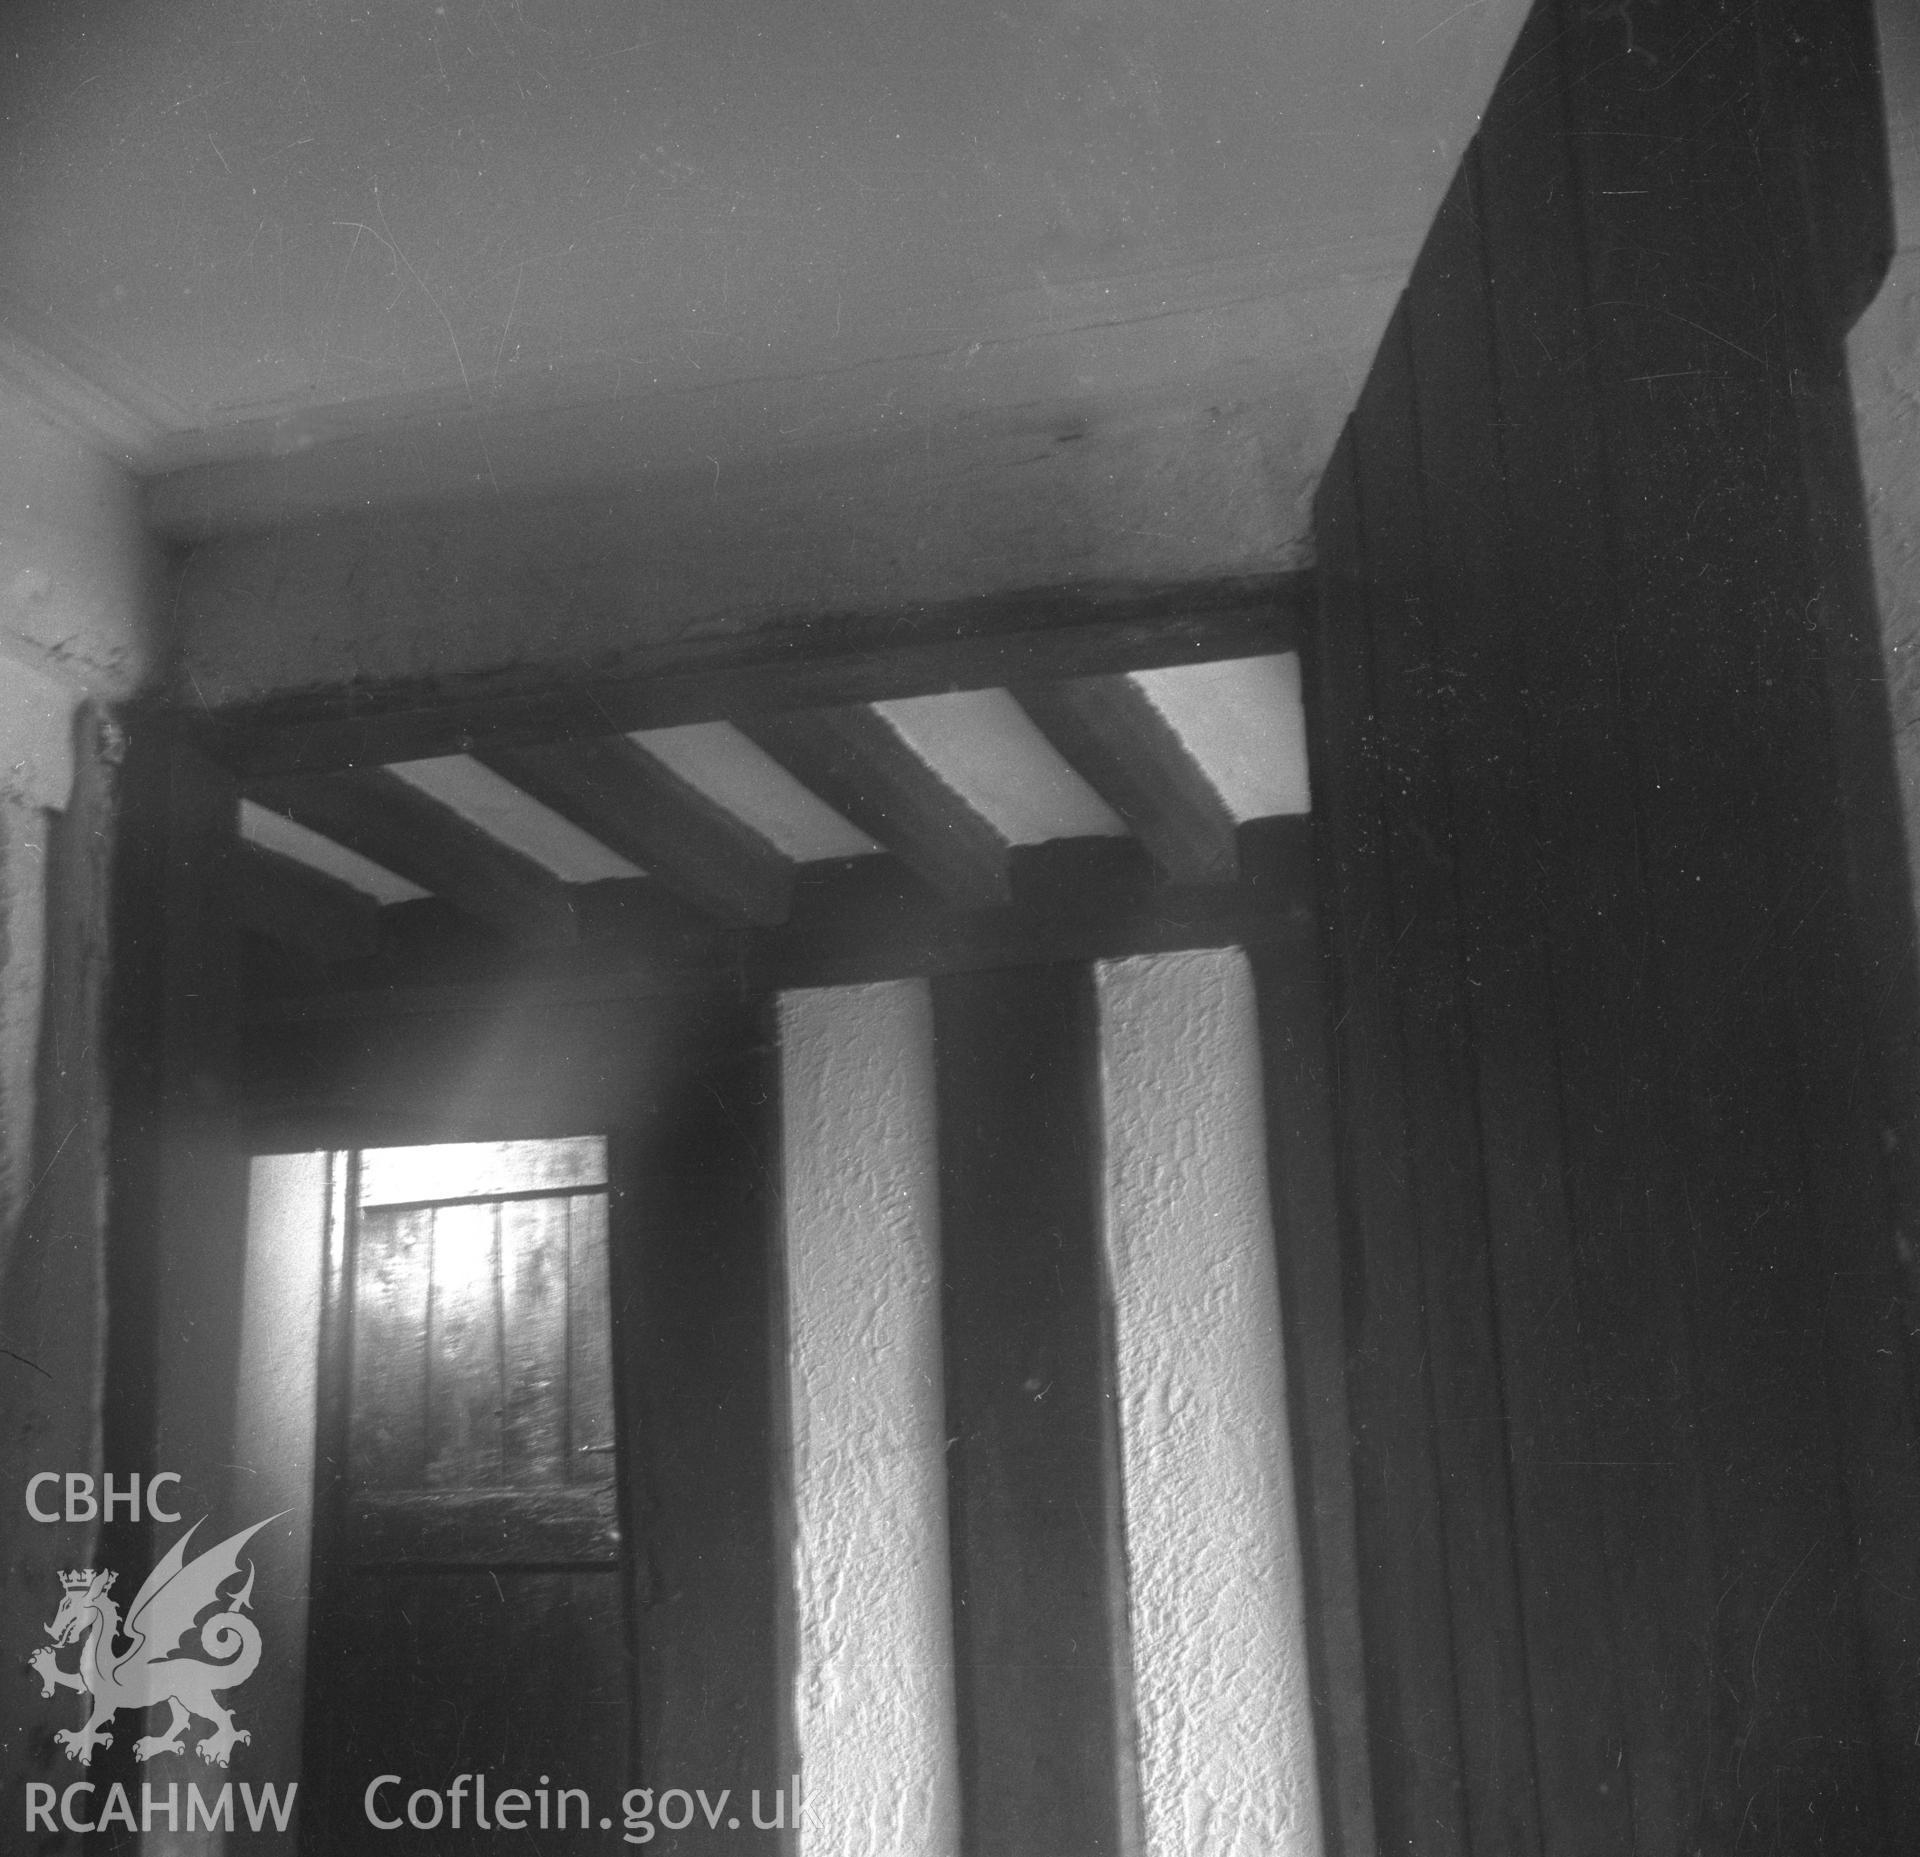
[779,960,1321,1857]
[1097,948,1323,1857]
[0,370,155,1253]
[185,951,1328,1857]
[0,365,159,1849]
[779,981,962,1857]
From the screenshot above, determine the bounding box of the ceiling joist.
[738,707,1012,910]
[1015,675,1241,885]
[230,840,381,967]
[246,769,580,948]
[477,737,794,928]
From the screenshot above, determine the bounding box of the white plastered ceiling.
[2,0,1528,910]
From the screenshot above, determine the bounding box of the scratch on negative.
[369,185,500,492]
[1749,1541,1817,1693]
[18,1120,79,1218]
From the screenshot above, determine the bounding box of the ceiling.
[0,0,1530,516]
[0,0,1526,977]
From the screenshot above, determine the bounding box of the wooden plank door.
[300,1137,632,1853]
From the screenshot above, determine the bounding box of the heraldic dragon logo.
[29,1514,282,1769]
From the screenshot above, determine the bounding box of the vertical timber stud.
[610,993,793,1857]
[933,964,1136,1857]
[1773,0,1920,1828]
[1310,428,1469,1857]
[1313,0,1920,1850]
[1470,13,1712,1846]
[1247,940,1377,1857]
[97,710,253,1821]
[101,712,250,1546]
[1350,300,1540,1857]
[1404,141,1638,1857]
[1553,0,1911,1843]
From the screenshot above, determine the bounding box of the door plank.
[348,1205,433,1491]
[343,1488,619,1566]
[501,1196,571,1484]
[567,1193,617,1484]
[425,1201,506,1487]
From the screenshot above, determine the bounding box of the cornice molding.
[0,326,177,465]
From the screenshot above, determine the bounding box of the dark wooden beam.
[98,714,254,1753]
[197,574,1308,776]
[932,963,1134,1857]
[738,706,1011,909]
[610,1003,792,1843]
[1248,945,1378,1857]
[1300,4,1920,1846]
[246,768,579,947]
[235,824,1316,1153]
[477,736,794,927]
[231,840,381,965]
[238,820,1315,1045]
[1310,429,1471,1857]
[1015,673,1239,883]
[1349,301,1541,1854]
[1408,142,1636,1857]
[746,817,1309,992]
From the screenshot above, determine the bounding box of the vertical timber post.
[932,963,1137,1857]
[1309,1,1920,1849]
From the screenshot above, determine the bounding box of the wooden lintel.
[1015,673,1240,883]
[749,817,1310,991]
[196,574,1308,776]
[246,768,579,948]
[239,818,1313,1037]
[738,706,1012,909]
[231,840,382,965]
[477,736,794,927]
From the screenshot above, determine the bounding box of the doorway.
[297,1135,631,1854]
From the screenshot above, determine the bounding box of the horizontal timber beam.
[1015,673,1241,884]
[192,575,1308,777]
[239,816,1313,1051]
[230,840,381,966]
[476,736,794,927]
[738,706,1012,909]
[246,769,580,948]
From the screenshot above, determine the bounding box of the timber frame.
[197,572,1308,775]
[182,571,1326,1140]
[95,565,1376,1857]
[70,2,1920,1851]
